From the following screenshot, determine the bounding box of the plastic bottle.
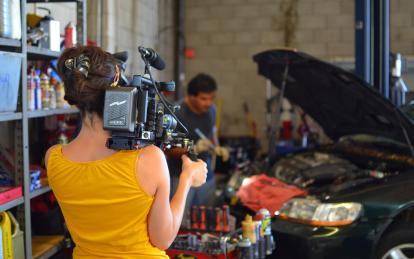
[49,73,58,109]
[27,72,35,111]
[55,82,65,108]
[49,86,56,109]
[40,73,50,109]
[257,208,274,255]
[242,214,256,245]
[33,69,41,110]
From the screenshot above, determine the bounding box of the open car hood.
[253,49,414,144]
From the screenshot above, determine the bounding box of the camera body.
[103,74,192,151]
[102,46,195,157]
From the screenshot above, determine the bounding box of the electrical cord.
[143,59,189,136]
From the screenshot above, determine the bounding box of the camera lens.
[162,114,177,130]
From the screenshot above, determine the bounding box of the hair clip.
[110,65,120,87]
[64,54,90,78]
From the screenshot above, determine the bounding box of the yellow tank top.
[47,144,168,259]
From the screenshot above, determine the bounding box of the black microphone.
[138,46,166,70]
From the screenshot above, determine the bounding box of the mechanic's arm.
[138,146,207,250]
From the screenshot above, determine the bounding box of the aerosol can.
[64,22,76,48]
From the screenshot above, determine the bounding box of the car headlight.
[275,198,362,226]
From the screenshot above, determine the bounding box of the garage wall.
[25,0,414,144]
[88,0,175,82]
[28,0,176,82]
[184,0,414,142]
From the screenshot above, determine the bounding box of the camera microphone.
[138,46,166,70]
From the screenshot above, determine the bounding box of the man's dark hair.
[187,73,217,96]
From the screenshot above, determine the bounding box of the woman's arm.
[137,145,207,250]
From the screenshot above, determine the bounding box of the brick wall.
[29,0,414,144]
[184,0,414,142]
[100,0,160,76]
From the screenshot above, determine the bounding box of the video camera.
[102,46,194,156]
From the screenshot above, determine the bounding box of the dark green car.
[254,50,414,259]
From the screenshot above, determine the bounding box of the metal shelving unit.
[28,107,79,119]
[32,236,65,259]
[27,46,60,60]
[29,186,51,199]
[0,197,24,212]
[0,112,23,122]
[0,1,87,258]
[0,37,21,47]
[27,0,76,2]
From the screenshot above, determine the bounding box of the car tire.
[374,223,414,259]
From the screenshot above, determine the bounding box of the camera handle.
[187,150,198,162]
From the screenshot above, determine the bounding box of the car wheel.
[375,224,414,259]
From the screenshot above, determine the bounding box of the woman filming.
[44,46,207,258]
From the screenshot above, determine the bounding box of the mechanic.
[168,73,229,208]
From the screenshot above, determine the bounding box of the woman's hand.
[180,155,207,187]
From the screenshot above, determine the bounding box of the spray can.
[27,73,35,111]
[199,206,206,230]
[191,206,199,230]
[33,70,41,110]
[223,205,230,232]
[49,73,58,109]
[64,22,77,48]
[255,221,265,259]
[40,73,50,109]
[258,208,274,255]
[237,238,253,259]
[215,207,222,232]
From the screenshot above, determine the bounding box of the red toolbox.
[166,249,236,259]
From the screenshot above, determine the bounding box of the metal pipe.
[355,0,371,84]
[77,0,87,45]
[20,0,33,257]
[96,0,102,46]
[373,0,390,98]
[174,0,185,100]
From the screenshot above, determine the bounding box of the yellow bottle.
[55,82,66,109]
[242,214,256,244]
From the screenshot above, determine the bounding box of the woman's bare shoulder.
[44,144,61,169]
[140,145,164,157]
[136,145,169,195]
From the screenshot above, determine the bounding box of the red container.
[166,249,236,259]
[64,22,77,48]
[0,186,22,204]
